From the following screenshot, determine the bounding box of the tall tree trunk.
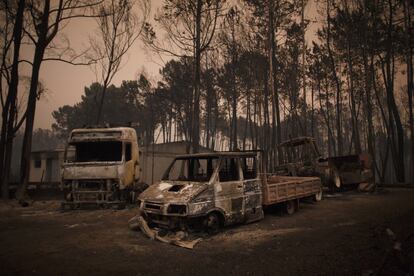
[253,95,257,150]
[326,0,342,155]
[268,0,282,165]
[301,0,307,136]
[1,0,25,199]
[96,82,109,124]
[318,77,335,156]
[383,0,405,182]
[206,98,211,148]
[311,83,315,137]
[205,56,212,149]
[231,22,237,151]
[361,0,377,183]
[18,47,46,200]
[252,94,257,150]
[17,0,52,200]
[269,0,275,167]
[346,40,362,154]
[263,58,269,168]
[232,91,237,150]
[191,0,202,153]
[403,0,413,182]
[243,90,250,150]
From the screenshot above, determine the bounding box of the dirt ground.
[0,188,413,276]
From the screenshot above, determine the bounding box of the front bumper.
[141,201,196,229]
[62,179,122,205]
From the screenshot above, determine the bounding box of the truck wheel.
[314,187,323,202]
[333,170,341,189]
[205,212,221,235]
[286,200,297,215]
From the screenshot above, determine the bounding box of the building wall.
[29,151,63,185]
[30,154,47,183]
[140,152,177,185]
[139,142,212,185]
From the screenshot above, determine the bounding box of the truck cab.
[61,127,141,208]
[275,136,373,189]
[138,152,264,232]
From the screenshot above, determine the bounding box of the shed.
[29,149,66,187]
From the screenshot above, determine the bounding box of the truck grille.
[78,180,106,190]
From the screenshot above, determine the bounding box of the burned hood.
[139,181,208,203]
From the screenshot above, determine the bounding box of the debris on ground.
[376,228,413,275]
[18,199,30,207]
[358,182,376,192]
[324,193,344,198]
[128,214,202,249]
[64,224,80,229]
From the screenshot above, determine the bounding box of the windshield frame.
[63,140,125,164]
[162,156,219,183]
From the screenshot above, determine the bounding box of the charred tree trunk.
[301,0,307,136]
[403,0,413,182]
[311,83,315,137]
[318,78,335,157]
[346,41,362,154]
[326,0,342,155]
[18,46,46,200]
[231,20,238,151]
[0,0,25,199]
[18,0,54,200]
[383,0,405,182]
[268,0,282,165]
[362,0,377,182]
[191,0,202,153]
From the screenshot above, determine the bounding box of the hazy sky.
[32,0,319,130]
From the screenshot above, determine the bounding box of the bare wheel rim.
[315,187,322,201]
[206,213,220,234]
[334,171,341,189]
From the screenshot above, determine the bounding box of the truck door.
[123,142,134,187]
[241,156,262,218]
[214,157,244,223]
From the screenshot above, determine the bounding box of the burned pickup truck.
[274,137,373,189]
[61,127,144,209]
[137,151,322,233]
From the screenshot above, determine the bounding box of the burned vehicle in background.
[138,151,322,233]
[274,137,373,189]
[61,127,144,209]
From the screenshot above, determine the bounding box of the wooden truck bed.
[262,175,321,206]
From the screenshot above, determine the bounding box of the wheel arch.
[206,208,226,226]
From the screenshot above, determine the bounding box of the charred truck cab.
[138,152,264,232]
[61,127,142,209]
[275,137,373,189]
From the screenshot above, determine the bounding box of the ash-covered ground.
[0,188,413,275]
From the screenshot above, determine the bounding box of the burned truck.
[138,151,322,233]
[274,137,373,189]
[61,127,144,209]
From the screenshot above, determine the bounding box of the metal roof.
[70,127,137,141]
[71,127,136,133]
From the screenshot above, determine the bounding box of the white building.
[29,149,65,187]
